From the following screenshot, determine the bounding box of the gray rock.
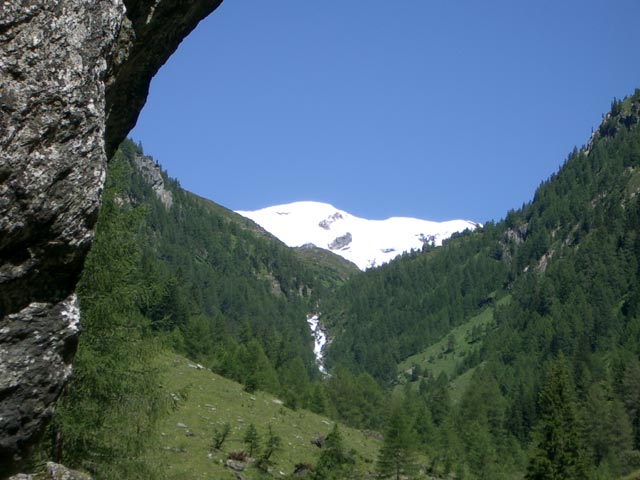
[328,232,353,251]
[8,462,91,480]
[310,435,325,448]
[293,463,313,478]
[0,0,223,474]
[225,460,246,472]
[133,154,173,209]
[0,296,80,472]
[318,212,343,230]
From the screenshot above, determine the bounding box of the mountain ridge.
[237,201,479,270]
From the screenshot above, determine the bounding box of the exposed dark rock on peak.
[318,212,343,230]
[328,232,353,251]
[0,1,223,475]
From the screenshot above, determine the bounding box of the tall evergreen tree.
[314,424,353,479]
[583,382,633,475]
[526,355,589,480]
[622,357,640,450]
[256,425,282,472]
[377,405,417,480]
[243,423,260,458]
[49,156,164,479]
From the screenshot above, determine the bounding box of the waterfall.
[307,314,328,374]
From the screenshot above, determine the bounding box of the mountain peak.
[237,201,478,270]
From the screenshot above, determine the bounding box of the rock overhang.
[0,0,223,475]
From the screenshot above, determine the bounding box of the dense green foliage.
[322,218,508,383]
[313,424,354,479]
[108,141,350,398]
[320,90,640,477]
[40,88,640,479]
[376,404,418,479]
[526,355,589,480]
[125,146,319,385]
[45,159,166,478]
[44,139,359,477]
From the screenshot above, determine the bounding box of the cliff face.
[0,1,222,474]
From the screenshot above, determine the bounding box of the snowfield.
[237,201,479,270]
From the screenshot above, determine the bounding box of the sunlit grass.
[396,296,510,403]
[146,353,381,479]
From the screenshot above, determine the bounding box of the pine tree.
[526,355,589,480]
[257,425,281,472]
[314,424,353,479]
[377,406,417,480]
[241,339,281,394]
[583,382,633,474]
[212,422,231,450]
[279,356,311,409]
[622,357,640,449]
[50,156,164,479]
[243,423,260,458]
[308,383,329,415]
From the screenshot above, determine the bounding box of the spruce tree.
[50,155,163,479]
[257,425,281,472]
[622,358,640,449]
[526,355,589,480]
[212,422,231,450]
[314,424,353,479]
[377,406,417,480]
[243,423,260,458]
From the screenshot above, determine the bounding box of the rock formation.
[328,232,353,251]
[8,462,91,480]
[0,0,223,475]
[134,153,173,209]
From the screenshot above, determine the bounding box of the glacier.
[237,201,478,270]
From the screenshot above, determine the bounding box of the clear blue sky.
[130,0,640,223]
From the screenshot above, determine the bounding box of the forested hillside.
[34,90,640,480]
[320,90,640,478]
[322,224,508,382]
[39,140,365,478]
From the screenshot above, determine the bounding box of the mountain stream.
[307,314,328,374]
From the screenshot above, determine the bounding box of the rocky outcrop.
[0,0,222,475]
[318,212,343,230]
[8,462,91,480]
[328,232,353,251]
[134,154,173,208]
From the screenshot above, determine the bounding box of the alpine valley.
[26,90,640,480]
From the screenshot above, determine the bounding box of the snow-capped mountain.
[236,201,479,270]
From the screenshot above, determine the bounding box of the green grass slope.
[397,296,509,381]
[396,296,509,404]
[149,353,382,479]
